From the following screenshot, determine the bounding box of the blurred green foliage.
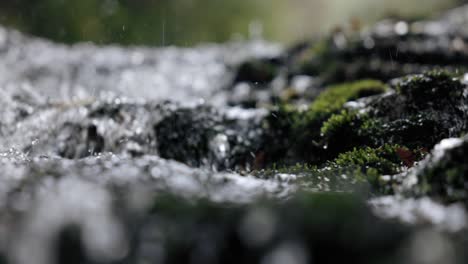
[0,0,460,46]
[0,0,267,46]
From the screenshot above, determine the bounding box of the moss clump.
[319,110,368,157]
[320,110,360,137]
[333,145,407,175]
[256,144,424,195]
[305,79,386,123]
[328,144,426,194]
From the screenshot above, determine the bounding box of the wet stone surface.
[3,5,468,264]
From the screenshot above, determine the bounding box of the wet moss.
[333,145,406,176]
[305,79,386,123]
[256,143,423,195]
[319,110,368,157]
[331,145,420,194]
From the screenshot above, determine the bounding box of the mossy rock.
[263,80,387,165]
[364,71,468,148]
[320,70,468,156]
[264,70,467,176]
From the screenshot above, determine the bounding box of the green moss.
[257,141,426,195]
[264,80,387,166]
[319,110,380,159]
[320,110,364,138]
[306,79,387,123]
[333,145,406,175]
[329,144,419,194]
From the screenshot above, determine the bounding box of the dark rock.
[155,105,224,167]
[233,57,283,85]
[57,123,104,159]
[155,104,266,170]
[362,71,468,149]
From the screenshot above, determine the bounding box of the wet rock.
[404,136,468,205]
[361,71,468,150]
[155,104,224,167]
[155,104,266,170]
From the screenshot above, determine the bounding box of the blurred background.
[0,0,462,46]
